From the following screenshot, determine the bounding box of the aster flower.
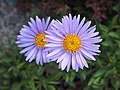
[45,14,102,72]
[16,16,54,65]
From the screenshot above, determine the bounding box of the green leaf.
[11,83,21,90]
[37,67,45,76]
[109,32,120,38]
[48,81,59,85]
[99,24,108,32]
[28,80,37,90]
[93,69,106,77]
[16,62,25,69]
[79,71,87,80]
[110,15,118,27]
[47,85,56,90]
[112,81,120,90]
[50,72,63,81]
[88,78,95,86]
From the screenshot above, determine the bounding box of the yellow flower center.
[35,33,47,48]
[63,34,82,53]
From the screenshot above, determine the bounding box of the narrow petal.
[81,32,99,40]
[72,53,76,70]
[18,42,34,47]
[80,48,96,60]
[25,47,37,61]
[49,50,65,60]
[62,16,69,34]
[47,48,62,57]
[78,21,91,35]
[78,51,88,68]
[29,48,38,62]
[20,28,36,36]
[30,18,36,27]
[75,17,86,34]
[76,52,83,69]
[45,17,50,30]
[61,54,69,70]
[57,52,68,63]
[42,18,46,31]
[82,46,101,53]
[45,43,62,47]
[69,14,73,34]
[72,15,79,33]
[36,49,42,65]
[28,22,38,34]
[36,16,43,33]
[20,45,35,53]
[46,35,63,42]
[42,50,47,63]
[66,54,71,72]
[20,31,35,38]
[19,38,34,42]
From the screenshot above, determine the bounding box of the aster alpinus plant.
[16,14,102,72]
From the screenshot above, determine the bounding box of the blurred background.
[0,0,120,90]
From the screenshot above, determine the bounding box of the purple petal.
[78,51,88,68]
[61,54,69,70]
[45,17,50,30]
[29,48,38,62]
[45,43,62,47]
[57,52,68,63]
[20,28,36,36]
[82,46,101,53]
[62,16,69,34]
[20,31,35,38]
[42,50,47,63]
[47,48,62,57]
[80,48,96,60]
[80,25,96,38]
[36,49,42,65]
[75,63,79,72]
[81,32,99,40]
[76,52,83,69]
[46,30,64,38]
[49,50,65,60]
[28,22,38,34]
[77,14,80,23]
[19,38,34,42]
[30,18,36,27]
[20,45,35,53]
[25,47,37,61]
[68,14,73,34]
[66,54,71,72]
[42,18,46,31]
[78,21,91,36]
[72,53,76,70]
[18,42,34,47]
[46,35,63,42]
[36,16,43,33]
[75,17,86,34]
[55,20,66,35]
[44,38,62,44]
[72,15,79,33]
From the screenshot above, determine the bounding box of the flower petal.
[57,52,68,63]
[80,48,96,61]
[76,52,83,69]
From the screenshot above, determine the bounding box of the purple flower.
[16,16,54,65]
[45,14,102,72]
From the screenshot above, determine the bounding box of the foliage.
[0,0,120,90]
